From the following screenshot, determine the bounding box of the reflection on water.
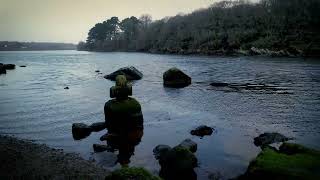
[105,128,143,165]
[0,51,320,179]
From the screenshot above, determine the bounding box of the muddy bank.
[0,135,109,179]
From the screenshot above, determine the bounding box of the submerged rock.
[64,87,69,89]
[191,125,214,137]
[105,167,161,180]
[210,82,229,87]
[20,65,26,67]
[0,64,6,74]
[238,143,320,180]
[104,66,143,81]
[163,67,191,88]
[95,70,100,72]
[72,123,92,140]
[254,132,290,147]
[89,122,106,132]
[178,139,197,153]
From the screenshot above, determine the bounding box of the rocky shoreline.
[0,135,109,179]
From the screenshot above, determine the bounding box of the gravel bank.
[0,135,109,179]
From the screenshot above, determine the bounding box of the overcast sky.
[0,0,220,43]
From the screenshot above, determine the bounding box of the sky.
[0,0,218,43]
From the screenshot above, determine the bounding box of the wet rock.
[153,139,198,180]
[104,97,143,133]
[158,146,197,180]
[163,67,191,88]
[0,64,6,74]
[64,87,69,89]
[191,125,214,137]
[72,123,92,140]
[210,82,229,87]
[153,145,172,160]
[254,132,290,147]
[93,144,110,153]
[104,66,143,81]
[238,143,320,180]
[20,65,26,67]
[178,139,197,153]
[89,122,106,132]
[3,64,15,70]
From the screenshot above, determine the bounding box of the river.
[0,50,319,179]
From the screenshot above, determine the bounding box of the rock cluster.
[153,139,198,180]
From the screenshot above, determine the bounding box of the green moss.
[107,97,141,114]
[105,167,162,180]
[246,144,320,180]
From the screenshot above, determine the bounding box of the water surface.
[0,51,319,179]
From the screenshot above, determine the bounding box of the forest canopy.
[78,0,320,57]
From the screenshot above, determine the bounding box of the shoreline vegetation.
[78,0,320,57]
[0,41,76,51]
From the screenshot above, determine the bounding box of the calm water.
[0,50,320,179]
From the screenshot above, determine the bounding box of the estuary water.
[0,50,320,179]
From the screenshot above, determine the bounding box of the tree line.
[78,0,320,57]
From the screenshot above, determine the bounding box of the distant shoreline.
[0,41,76,51]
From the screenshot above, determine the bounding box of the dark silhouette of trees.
[79,0,320,56]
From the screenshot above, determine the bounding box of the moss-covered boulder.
[239,143,320,180]
[158,146,197,180]
[105,167,161,180]
[104,97,143,133]
[104,66,143,81]
[163,67,191,88]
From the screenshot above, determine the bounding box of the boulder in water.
[4,64,15,70]
[163,67,191,88]
[153,140,198,180]
[0,63,6,74]
[104,66,143,81]
[178,139,197,153]
[153,145,172,160]
[72,123,92,140]
[254,132,290,147]
[190,125,214,137]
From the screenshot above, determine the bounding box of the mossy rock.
[159,146,197,179]
[240,143,320,180]
[163,67,191,88]
[105,167,161,180]
[104,97,143,132]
